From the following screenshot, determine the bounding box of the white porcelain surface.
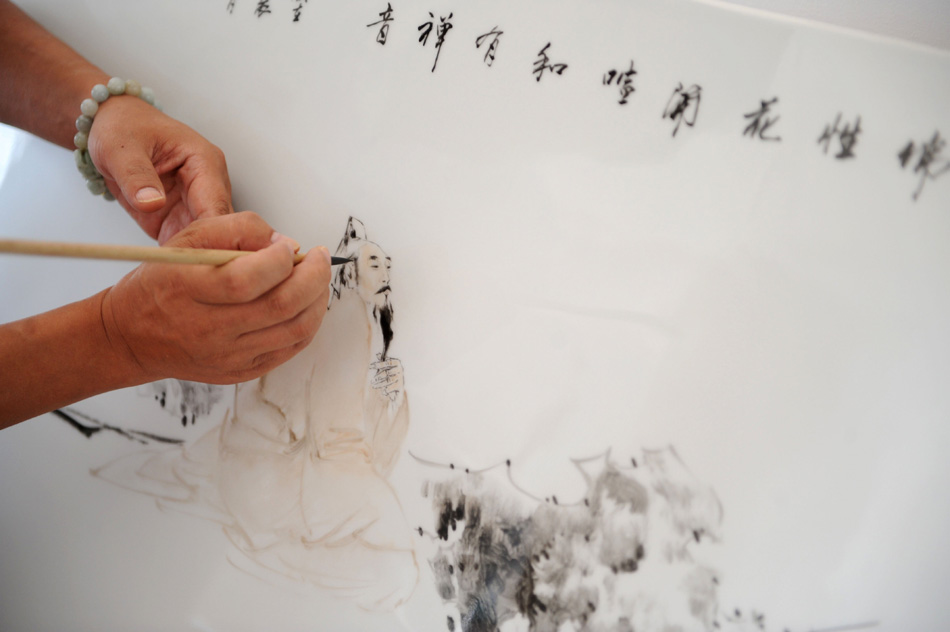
[1,1,948,630]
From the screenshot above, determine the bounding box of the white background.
[1,1,949,631]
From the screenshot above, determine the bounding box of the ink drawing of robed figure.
[219,217,417,610]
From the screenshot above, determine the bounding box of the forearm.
[0,0,109,148]
[0,289,148,428]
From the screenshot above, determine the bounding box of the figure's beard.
[373,302,394,360]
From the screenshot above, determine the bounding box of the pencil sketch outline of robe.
[216,216,418,610]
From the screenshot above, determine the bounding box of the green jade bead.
[124,80,142,97]
[80,160,99,179]
[76,114,93,133]
[107,76,125,95]
[86,178,106,195]
[80,98,98,117]
[91,84,110,103]
[73,131,88,151]
[73,150,98,179]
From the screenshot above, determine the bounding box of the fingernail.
[270,232,301,252]
[135,186,163,203]
[318,246,331,265]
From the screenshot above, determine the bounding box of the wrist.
[73,77,162,199]
[63,69,111,143]
[97,286,156,386]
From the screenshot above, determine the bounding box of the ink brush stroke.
[0,238,351,266]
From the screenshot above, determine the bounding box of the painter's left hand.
[88,94,233,244]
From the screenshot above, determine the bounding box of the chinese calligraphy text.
[817,113,861,159]
[662,83,702,137]
[533,43,568,82]
[368,3,394,45]
[898,131,950,201]
[603,61,637,105]
[743,97,781,141]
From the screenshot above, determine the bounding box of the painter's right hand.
[99,212,331,384]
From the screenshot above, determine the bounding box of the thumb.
[110,148,167,212]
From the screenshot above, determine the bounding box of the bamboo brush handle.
[0,238,310,266]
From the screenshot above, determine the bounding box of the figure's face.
[355,242,392,308]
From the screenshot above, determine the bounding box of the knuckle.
[211,197,232,217]
[220,273,254,302]
[287,316,316,344]
[290,338,311,356]
[211,145,227,167]
[235,210,268,235]
[249,351,281,375]
[233,210,256,228]
[267,290,297,320]
[124,159,154,177]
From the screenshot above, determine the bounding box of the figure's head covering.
[330,217,368,303]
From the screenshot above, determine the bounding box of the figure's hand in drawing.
[102,212,332,384]
[88,96,233,244]
[371,355,404,403]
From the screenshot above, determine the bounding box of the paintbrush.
[0,238,352,266]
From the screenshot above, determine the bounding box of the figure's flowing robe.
[219,288,416,610]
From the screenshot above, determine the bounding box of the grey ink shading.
[418,12,454,72]
[368,3,394,45]
[723,607,767,630]
[743,97,781,141]
[54,407,183,445]
[533,43,568,82]
[254,0,270,18]
[897,130,950,200]
[94,218,417,612]
[417,448,738,631]
[603,61,637,105]
[144,379,224,427]
[475,27,503,67]
[662,82,701,137]
[817,113,861,159]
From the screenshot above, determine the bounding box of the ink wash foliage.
[93,218,417,611]
[418,448,736,632]
[143,379,224,427]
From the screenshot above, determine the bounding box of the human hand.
[101,212,331,384]
[87,95,233,244]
